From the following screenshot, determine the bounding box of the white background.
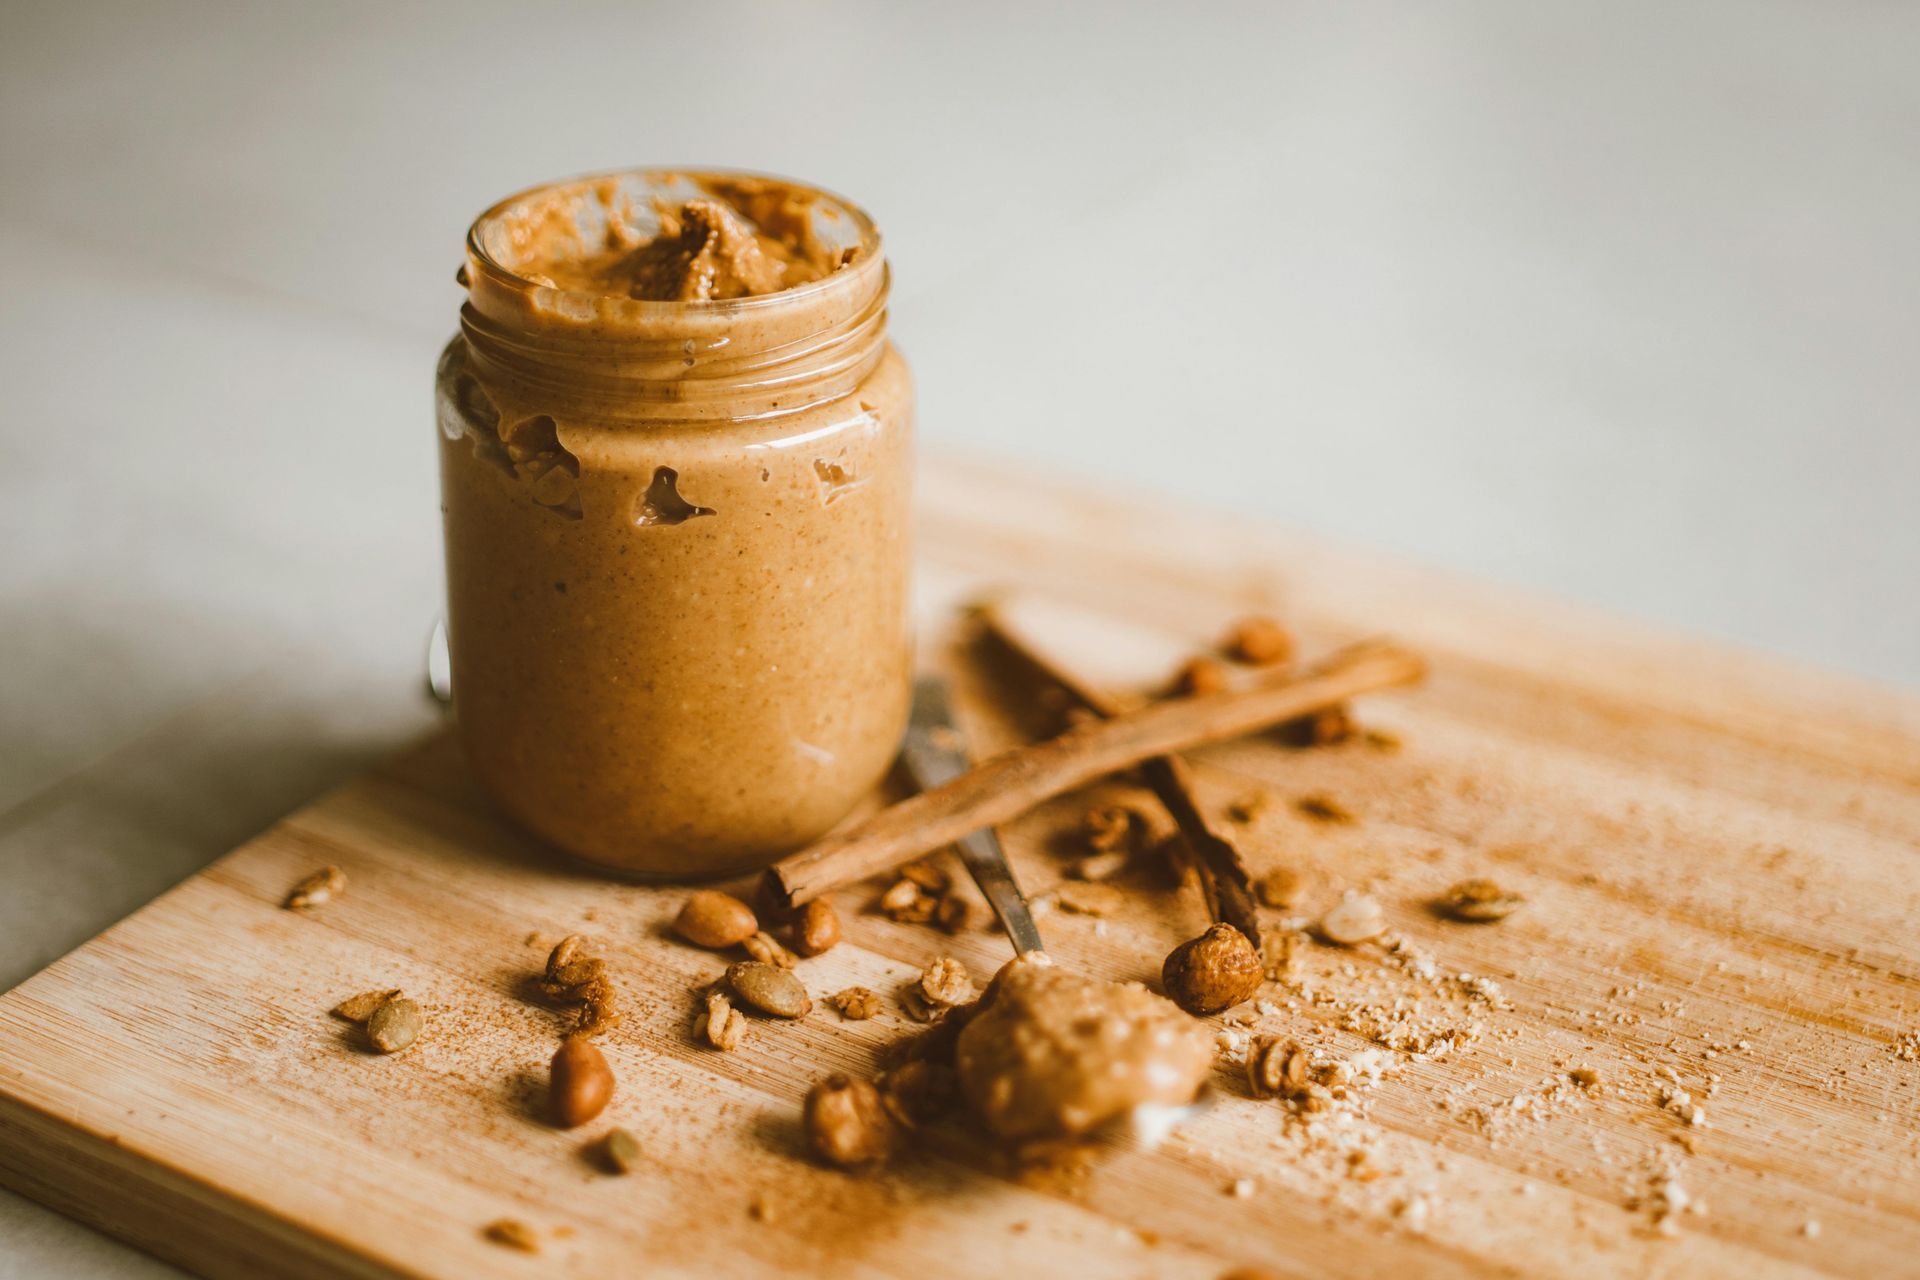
[2,3,1915,1273]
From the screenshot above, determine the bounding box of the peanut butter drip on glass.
[955,956,1213,1143]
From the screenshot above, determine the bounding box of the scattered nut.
[918,957,975,1008]
[330,988,402,1023]
[483,1219,539,1252]
[1254,867,1301,909]
[547,958,605,991]
[828,986,882,1020]
[1162,923,1264,1016]
[1293,793,1355,824]
[546,934,581,973]
[601,1126,642,1174]
[1222,616,1294,666]
[742,930,798,969]
[365,997,423,1054]
[793,899,842,956]
[699,989,748,1050]
[899,859,950,894]
[865,857,986,938]
[550,1036,615,1128]
[540,935,620,1037]
[726,961,812,1019]
[1319,893,1386,946]
[1259,926,1302,982]
[674,890,759,949]
[1170,656,1228,697]
[283,865,345,910]
[576,989,620,1037]
[878,878,937,924]
[899,988,942,1023]
[1245,1036,1313,1100]
[1439,878,1524,923]
[1081,805,1140,854]
[1279,705,1353,746]
[1054,881,1125,917]
[804,1074,903,1167]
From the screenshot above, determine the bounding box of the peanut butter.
[501,174,855,301]
[437,169,911,877]
[954,956,1214,1143]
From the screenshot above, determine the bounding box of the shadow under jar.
[436,169,914,878]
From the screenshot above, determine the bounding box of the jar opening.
[466,168,882,314]
[459,168,889,421]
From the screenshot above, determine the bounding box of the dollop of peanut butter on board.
[955,955,1213,1143]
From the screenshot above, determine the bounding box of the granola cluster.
[876,858,976,933]
[540,934,621,1036]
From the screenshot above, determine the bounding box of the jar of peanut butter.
[435,169,913,878]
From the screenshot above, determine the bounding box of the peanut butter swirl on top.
[503,174,853,302]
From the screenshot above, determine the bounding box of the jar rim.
[464,166,885,317]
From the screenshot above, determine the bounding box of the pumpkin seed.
[726,961,811,1019]
[330,988,401,1023]
[365,997,423,1053]
[1319,893,1386,946]
[601,1127,642,1174]
[1440,878,1524,923]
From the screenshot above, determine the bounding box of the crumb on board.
[283,865,345,910]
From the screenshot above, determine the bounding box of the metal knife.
[899,674,1046,957]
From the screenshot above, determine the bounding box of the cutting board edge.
[0,1086,407,1280]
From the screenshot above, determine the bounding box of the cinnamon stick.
[979,603,1261,945]
[763,639,1425,910]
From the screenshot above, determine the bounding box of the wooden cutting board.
[3,461,1918,1279]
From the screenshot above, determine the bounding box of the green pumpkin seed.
[365,997,423,1053]
[726,962,811,1019]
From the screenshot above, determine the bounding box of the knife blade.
[899,674,1046,956]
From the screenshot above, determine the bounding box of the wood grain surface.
[2,460,1917,1279]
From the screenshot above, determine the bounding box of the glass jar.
[435,169,913,878]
